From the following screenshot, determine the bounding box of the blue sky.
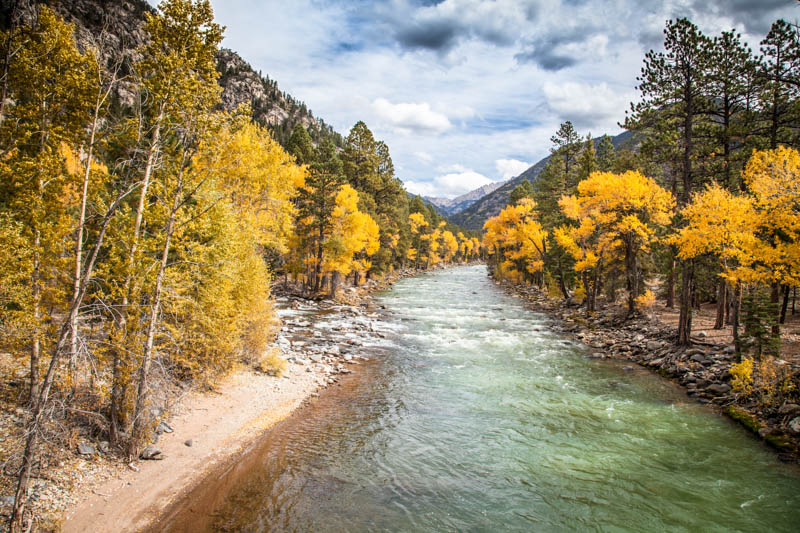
[151,1,797,198]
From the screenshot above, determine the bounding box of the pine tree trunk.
[771,281,781,335]
[666,257,675,309]
[678,260,694,345]
[732,282,742,355]
[780,284,790,325]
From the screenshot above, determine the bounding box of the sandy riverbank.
[59,364,320,532]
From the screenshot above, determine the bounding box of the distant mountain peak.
[423,181,506,217]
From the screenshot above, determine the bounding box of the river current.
[167,265,800,532]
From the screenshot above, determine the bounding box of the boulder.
[646,340,662,351]
[140,445,163,460]
[705,383,731,396]
[788,417,800,435]
[778,403,800,419]
[156,421,173,434]
[77,442,95,456]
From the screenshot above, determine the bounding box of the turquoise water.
[200,265,800,532]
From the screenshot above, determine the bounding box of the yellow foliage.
[324,185,380,276]
[483,198,548,280]
[731,357,754,395]
[634,289,656,311]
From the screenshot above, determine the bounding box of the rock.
[588,353,605,359]
[646,340,662,351]
[98,441,110,453]
[156,421,173,434]
[689,354,710,365]
[788,418,800,435]
[778,403,800,419]
[622,366,634,372]
[696,331,708,338]
[185,439,193,447]
[77,442,95,456]
[705,383,731,396]
[140,445,164,460]
[0,495,15,507]
[685,348,706,357]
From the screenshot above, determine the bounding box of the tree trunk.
[625,240,637,316]
[10,190,123,532]
[677,260,694,345]
[780,284,790,325]
[110,113,162,446]
[666,256,675,309]
[129,162,184,458]
[732,282,742,356]
[69,97,101,392]
[29,229,40,405]
[714,280,726,330]
[771,281,781,335]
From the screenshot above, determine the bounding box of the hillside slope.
[451,131,636,230]
[1,0,341,147]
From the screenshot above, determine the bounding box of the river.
[162,265,800,532]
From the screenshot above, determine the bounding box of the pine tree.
[626,18,713,344]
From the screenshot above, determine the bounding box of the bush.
[255,347,286,377]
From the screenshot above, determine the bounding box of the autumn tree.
[560,171,675,315]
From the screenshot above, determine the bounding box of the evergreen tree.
[508,178,535,205]
[626,18,713,345]
[596,134,616,172]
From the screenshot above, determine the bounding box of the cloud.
[542,81,633,128]
[414,151,434,163]
[516,30,608,71]
[495,158,530,180]
[372,98,452,134]
[405,167,494,198]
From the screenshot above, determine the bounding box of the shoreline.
[491,275,800,463]
[56,264,448,531]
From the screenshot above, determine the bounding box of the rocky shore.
[495,278,800,463]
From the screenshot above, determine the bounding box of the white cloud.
[542,81,634,129]
[495,158,530,180]
[405,167,493,198]
[372,98,452,134]
[414,151,434,163]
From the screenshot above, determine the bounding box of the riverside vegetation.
[484,18,800,459]
[0,1,480,530]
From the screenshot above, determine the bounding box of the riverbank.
[42,265,453,531]
[492,275,800,463]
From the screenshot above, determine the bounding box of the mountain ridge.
[423,180,506,216]
[450,130,637,230]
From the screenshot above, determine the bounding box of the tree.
[509,178,534,205]
[484,199,548,285]
[670,184,759,350]
[295,139,346,292]
[550,120,581,191]
[560,171,675,315]
[596,135,616,171]
[626,18,712,343]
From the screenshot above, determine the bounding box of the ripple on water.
[167,265,800,533]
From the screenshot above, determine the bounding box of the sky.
[152,0,798,198]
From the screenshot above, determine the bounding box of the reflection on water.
[160,265,800,533]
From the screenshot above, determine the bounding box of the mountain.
[424,181,506,216]
[2,0,342,147]
[450,131,637,230]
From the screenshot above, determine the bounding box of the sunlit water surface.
[191,266,800,532]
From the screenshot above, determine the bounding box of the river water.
[166,265,800,532]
